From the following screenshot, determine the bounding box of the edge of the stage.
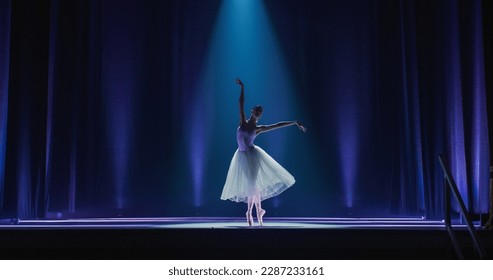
[0,217,491,259]
[0,216,448,229]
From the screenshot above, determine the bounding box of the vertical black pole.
[444,177,451,226]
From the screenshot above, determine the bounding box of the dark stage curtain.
[0,0,491,219]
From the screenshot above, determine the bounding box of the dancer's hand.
[296,121,308,132]
[235,77,244,87]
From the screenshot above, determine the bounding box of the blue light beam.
[188,0,297,208]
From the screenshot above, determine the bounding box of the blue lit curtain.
[264,0,491,218]
[0,0,490,219]
[0,0,11,217]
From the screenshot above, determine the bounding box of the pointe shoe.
[257,209,266,226]
[246,212,253,226]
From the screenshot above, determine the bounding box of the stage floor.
[0,216,475,229]
[0,217,490,259]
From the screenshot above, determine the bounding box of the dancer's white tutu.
[221,145,295,203]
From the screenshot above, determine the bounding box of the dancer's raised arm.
[257,121,307,134]
[236,78,246,125]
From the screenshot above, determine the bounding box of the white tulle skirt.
[221,145,295,203]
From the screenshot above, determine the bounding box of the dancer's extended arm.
[257,121,307,134]
[236,78,246,125]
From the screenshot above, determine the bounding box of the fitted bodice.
[236,124,257,151]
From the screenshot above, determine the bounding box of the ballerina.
[220,78,307,226]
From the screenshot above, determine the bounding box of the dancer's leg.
[246,197,254,226]
[254,196,266,226]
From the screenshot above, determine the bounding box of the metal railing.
[438,155,487,259]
